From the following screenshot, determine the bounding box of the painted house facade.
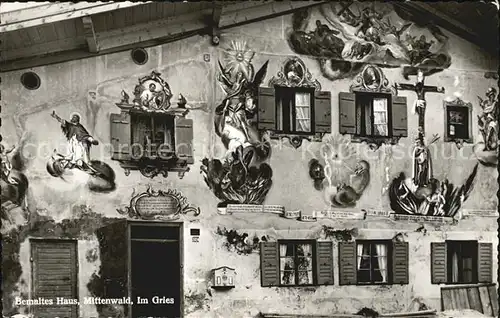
[1,2,499,318]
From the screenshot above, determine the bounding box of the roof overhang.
[0,1,326,72]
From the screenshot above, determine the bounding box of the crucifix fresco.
[395,69,445,138]
[395,69,446,190]
[388,70,478,219]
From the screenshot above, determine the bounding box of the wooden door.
[31,240,78,318]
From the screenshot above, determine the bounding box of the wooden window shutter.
[431,242,447,284]
[175,117,194,164]
[478,243,493,283]
[316,241,334,285]
[391,96,408,137]
[392,242,409,284]
[338,241,357,285]
[110,113,131,161]
[314,91,332,134]
[257,87,276,130]
[339,92,356,134]
[260,242,279,287]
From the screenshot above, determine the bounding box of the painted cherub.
[0,143,18,184]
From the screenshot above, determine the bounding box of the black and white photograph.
[1,1,499,318]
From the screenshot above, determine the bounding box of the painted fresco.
[473,87,498,166]
[1,134,30,229]
[309,135,370,207]
[201,41,273,207]
[47,111,116,192]
[288,2,451,81]
[389,133,479,218]
[1,3,499,318]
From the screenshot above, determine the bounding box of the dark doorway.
[130,224,182,318]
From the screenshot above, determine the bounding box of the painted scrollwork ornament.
[268,56,321,91]
[350,65,396,95]
[132,71,173,111]
[117,185,200,220]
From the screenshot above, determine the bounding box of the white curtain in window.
[357,243,364,269]
[452,251,459,283]
[280,244,288,256]
[280,244,294,285]
[375,244,387,283]
[373,98,388,136]
[297,243,313,284]
[295,93,311,132]
[298,244,312,258]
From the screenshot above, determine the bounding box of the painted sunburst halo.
[223,41,255,81]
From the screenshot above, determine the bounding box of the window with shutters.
[259,56,331,148]
[258,87,332,148]
[431,241,492,284]
[339,65,407,148]
[260,240,334,287]
[110,70,194,178]
[339,240,409,286]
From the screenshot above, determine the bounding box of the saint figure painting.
[47,111,116,192]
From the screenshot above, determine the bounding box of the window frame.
[274,86,316,136]
[445,240,479,285]
[277,239,317,287]
[443,98,473,146]
[353,91,393,139]
[355,239,393,286]
[130,112,176,158]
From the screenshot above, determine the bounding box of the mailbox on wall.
[211,266,235,289]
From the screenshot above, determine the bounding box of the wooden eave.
[0,1,326,72]
[1,1,498,73]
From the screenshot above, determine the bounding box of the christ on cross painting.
[396,69,445,135]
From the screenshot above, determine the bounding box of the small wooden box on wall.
[211,266,235,289]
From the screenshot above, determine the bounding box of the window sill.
[267,131,325,148]
[439,282,494,288]
[114,157,191,179]
[277,285,320,288]
[348,135,404,150]
[443,137,473,149]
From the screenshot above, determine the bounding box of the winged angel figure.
[201,42,273,207]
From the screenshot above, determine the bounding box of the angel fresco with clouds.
[201,41,273,208]
[288,2,451,81]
